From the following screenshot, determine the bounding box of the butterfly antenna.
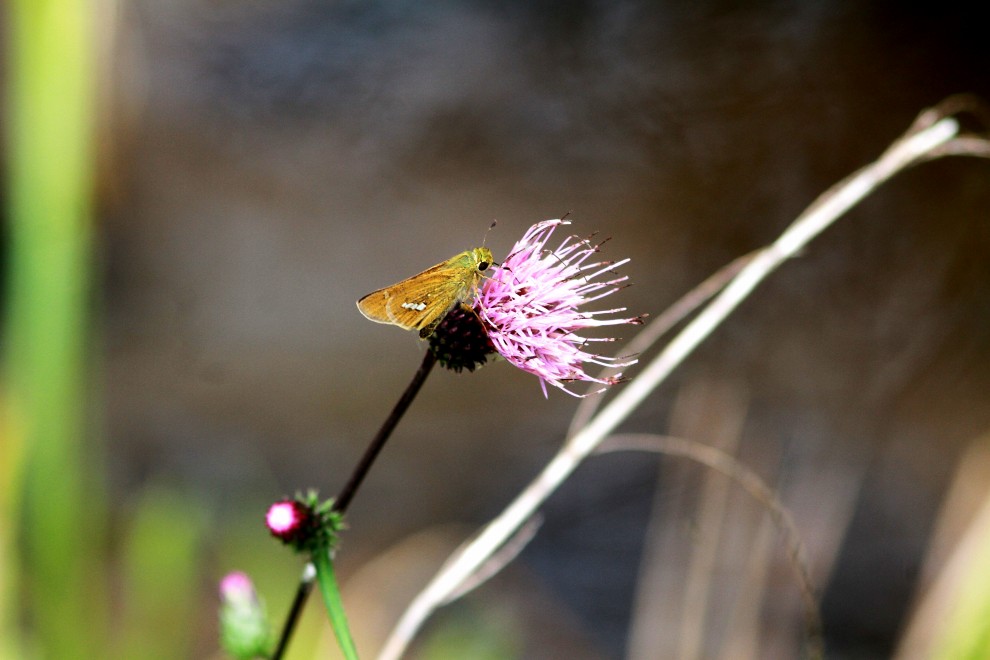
[481,219,497,248]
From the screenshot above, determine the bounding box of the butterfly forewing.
[356,247,493,338]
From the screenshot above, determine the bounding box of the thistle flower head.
[429,303,497,373]
[476,219,642,397]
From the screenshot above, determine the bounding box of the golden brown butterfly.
[356,247,494,338]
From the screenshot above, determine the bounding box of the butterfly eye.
[478,261,490,271]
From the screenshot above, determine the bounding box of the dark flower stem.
[270,571,314,660]
[333,349,437,514]
[271,349,438,660]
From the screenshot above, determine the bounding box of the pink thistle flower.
[477,219,642,397]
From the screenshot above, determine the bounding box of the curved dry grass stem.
[442,515,543,603]
[567,250,760,437]
[378,100,985,660]
[599,433,823,659]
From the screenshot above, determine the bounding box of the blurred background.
[3,1,990,658]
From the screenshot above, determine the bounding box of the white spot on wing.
[401,301,427,311]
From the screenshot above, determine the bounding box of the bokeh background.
[4,1,990,658]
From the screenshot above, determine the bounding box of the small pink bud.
[266,499,315,545]
[219,571,256,606]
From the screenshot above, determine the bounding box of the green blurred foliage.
[118,485,208,659]
[4,0,104,656]
[419,609,521,660]
[933,493,990,660]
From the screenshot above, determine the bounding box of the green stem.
[312,549,359,660]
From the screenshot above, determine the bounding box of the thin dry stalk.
[677,383,750,660]
[601,433,822,659]
[441,515,543,604]
[625,380,750,659]
[721,513,777,659]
